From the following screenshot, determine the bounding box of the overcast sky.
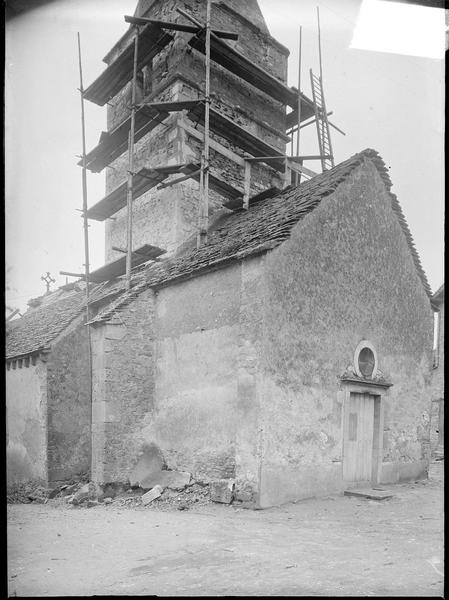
[5,0,445,313]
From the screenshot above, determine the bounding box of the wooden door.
[343,392,375,484]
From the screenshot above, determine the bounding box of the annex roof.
[89,148,432,325]
[5,282,126,360]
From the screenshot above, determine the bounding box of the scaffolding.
[76,2,343,291]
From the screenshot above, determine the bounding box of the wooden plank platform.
[187,104,287,171]
[175,163,243,200]
[145,99,203,112]
[83,23,173,106]
[81,105,170,173]
[89,244,166,283]
[344,488,394,501]
[86,161,243,220]
[223,186,279,210]
[86,166,181,221]
[189,30,316,115]
[124,16,239,40]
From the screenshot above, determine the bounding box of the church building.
[6,0,435,507]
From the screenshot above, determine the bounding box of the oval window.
[353,340,378,379]
[358,347,375,378]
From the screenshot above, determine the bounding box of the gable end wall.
[257,160,434,506]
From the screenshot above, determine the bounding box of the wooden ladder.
[310,69,334,172]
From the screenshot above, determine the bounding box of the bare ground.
[7,462,444,597]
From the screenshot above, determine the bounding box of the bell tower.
[82,0,316,273]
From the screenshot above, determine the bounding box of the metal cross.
[41,272,55,293]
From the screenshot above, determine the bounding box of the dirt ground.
[7,461,444,597]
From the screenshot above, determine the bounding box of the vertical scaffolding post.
[317,7,323,81]
[77,32,93,459]
[295,26,302,185]
[243,160,251,210]
[126,27,140,289]
[310,7,334,172]
[77,32,90,313]
[198,0,211,248]
[283,157,290,189]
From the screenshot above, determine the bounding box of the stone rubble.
[210,479,235,504]
[7,473,244,511]
[142,485,163,505]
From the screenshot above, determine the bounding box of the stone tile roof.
[90,148,432,324]
[5,281,124,360]
[6,290,87,360]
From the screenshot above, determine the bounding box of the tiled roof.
[5,280,125,360]
[90,148,432,324]
[6,290,87,360]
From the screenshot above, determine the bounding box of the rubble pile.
[8,469,239,511]
[7,483,49,504]
[102,480,211,511]
[149,482,211,511]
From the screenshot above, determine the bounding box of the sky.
[5,0,445,314]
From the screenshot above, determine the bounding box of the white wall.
[6,359,48,485]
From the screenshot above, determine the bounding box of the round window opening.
[353,340,378,379]
[358,347,375,378]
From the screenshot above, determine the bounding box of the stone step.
[344,488,394,501]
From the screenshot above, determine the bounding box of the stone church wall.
[90,257,265,502]
[257,161,434,506]
[90,289,157,484]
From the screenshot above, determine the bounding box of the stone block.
[344,488,393,501]
[142,485,163,505]
[233,487,254,503]
[210,479,235,504]
[140,470,191,491]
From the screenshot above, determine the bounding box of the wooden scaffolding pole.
[317,7,323,82]
[77,32,93,457]
[197,0,211,248]
[295,25,302,185]
[77,32,91,312]
[126,27,140,289]
[317,6,334,170]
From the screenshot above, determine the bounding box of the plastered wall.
[258,160,434,505]
[90,258,265,501]
[6,360,48,485]
[46,322,91,482]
